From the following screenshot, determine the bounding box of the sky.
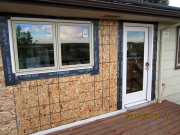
[15,24,89,44]
[169,0,180,7]
[127,32,144,43]
[15,24,53,44]
[60,26,89,43]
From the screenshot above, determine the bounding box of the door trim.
[122,23,154,109]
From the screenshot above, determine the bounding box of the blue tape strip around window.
[0,14,99,86]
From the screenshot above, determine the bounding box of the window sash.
[58,23,93,69]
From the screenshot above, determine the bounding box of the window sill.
[15,66,93,76]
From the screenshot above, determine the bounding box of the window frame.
[175,26,180,69]
[10,18,94,75]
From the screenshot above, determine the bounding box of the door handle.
[146,62,149,67]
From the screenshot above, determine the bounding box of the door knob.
[146,62,149,67]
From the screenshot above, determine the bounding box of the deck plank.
[70,101,170,135]
[105,104,180,135]
[98,102,179,135]
[50,101,164,135]
[48,100,180,135]
[147,120,180,135]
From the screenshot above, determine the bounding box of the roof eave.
[0,0,180,20]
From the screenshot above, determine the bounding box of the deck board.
[48,100,180,135]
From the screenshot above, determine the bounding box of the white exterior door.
[123,27,149,105]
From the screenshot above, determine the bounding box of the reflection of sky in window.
[60,26,89,43]
[127,31,144,43]
[15,24,53,44]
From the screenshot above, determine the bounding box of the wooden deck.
[49,100,180,135]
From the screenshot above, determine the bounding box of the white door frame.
[124,27,148,105]
[122,23,154,109]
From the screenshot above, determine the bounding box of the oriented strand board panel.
[0,47,17,135]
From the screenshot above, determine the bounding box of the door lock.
[145,62,149,70]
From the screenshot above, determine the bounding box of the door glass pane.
[126,31,145,94]
[15,23,55,69]
[60,25,90,66]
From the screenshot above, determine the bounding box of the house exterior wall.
[156,23,180,105]
[0,19,118,135]
[0,48,17,134]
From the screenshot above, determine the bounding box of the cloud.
[32,27,40,32]
[78,32,83,37]
[32,26,39,28]
[22,26,39,32]
[31,26,40,32]
[24,27,30,32]
[42,25,52,30]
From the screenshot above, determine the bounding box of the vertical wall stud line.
[109,23,111,111]
[47,79,52,127]
[13,85,19,135]
[77,79,81,121]
[102,24,104,110]
[36,80,41,130]
[58,76,62,125]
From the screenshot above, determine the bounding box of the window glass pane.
[126,31,145,93]
[60,25,90,66]
[178,28,180,64]
[15,23,55,69]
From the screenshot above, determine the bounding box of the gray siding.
[156,23,180,105]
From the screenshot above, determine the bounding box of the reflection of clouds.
[127,31,144,43]
[21,25,52,33]
[16,24,53,44]
[23,26,39,32]
[24,27,30,32]
[32,26,40,32]
[78,32,83,37]
[42,25,52,30]
[60,26,89,43]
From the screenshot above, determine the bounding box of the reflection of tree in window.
[16,25,54,69]
[127,41,144,93]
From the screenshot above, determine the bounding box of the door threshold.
[124,100,150,109]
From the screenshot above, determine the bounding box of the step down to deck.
[124,100,156,110]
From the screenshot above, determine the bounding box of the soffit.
[0,2,180,23]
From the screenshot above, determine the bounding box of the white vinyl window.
[10,19,93,74]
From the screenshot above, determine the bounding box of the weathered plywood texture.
[0,19,118,134]
[0,47,17,135]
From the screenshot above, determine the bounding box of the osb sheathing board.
[0,19,118,135]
